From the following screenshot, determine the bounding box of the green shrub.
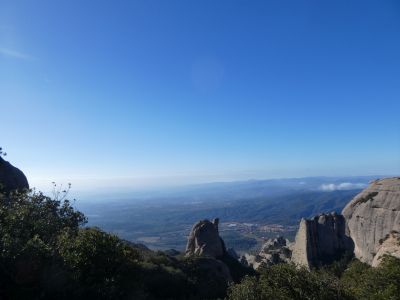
[58,227,143,299]
[0,190,86,298]
[341,256,400,300]
[228,263,351,300]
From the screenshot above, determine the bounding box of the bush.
[228,263,351,300]
[341,256,400,300]
[58,227,143,299]
[0,190,86,298]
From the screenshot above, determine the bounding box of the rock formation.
[290,177,400,268]
[291,212,354,269]
[186,218,226,258]
[342,177,400,265]
[185,218,235,283]
[371,232,400,267]
[241,236,292,269]
[0,157,29,194]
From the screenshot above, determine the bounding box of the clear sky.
[1,0,399,191]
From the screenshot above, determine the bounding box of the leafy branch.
[0,147,7,157]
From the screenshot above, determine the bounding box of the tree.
[0,190,86,298]
[0,147,6,157]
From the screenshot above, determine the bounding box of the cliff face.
[0,157,29,194]
[291,212,354,268]
[342,177,400,265]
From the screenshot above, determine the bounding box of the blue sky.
[1,0,399,191]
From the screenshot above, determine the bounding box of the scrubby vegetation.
[228,256,400,300]
[0,190,248,299]
[0,189,399,299]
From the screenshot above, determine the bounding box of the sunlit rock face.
[342,177,400,265]
[372,232,400,267]
[0,157,29,194]
[291,212,354,269]
[186,218,226,258]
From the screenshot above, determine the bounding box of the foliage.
[228,263,351,300]
[341,256,400,300]
[228,256,400,300]
[57,227,143,299]
[0,190,86,298]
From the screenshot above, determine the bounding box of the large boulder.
[342,177,400,265]
[0,157,29,194]
[291,212,354,269]
[186,218,226,258]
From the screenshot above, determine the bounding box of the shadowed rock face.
[186,218,226,258]
[240,236,292,270]
[191,256,232,283]
[342,177,400,265]
[0,157,29,194]
[291,212,354,269]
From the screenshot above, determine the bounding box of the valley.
[76,177,372,253]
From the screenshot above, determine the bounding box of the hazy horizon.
[25,172,392,202]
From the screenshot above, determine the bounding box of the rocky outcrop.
[342,177,400,265]
[371,232,400,267]
[185,218,235,283]
[241,236,292,269]
[240,177,400,270]
[0,157,29,194]
[186,218,226,258]
[291,212,354,268]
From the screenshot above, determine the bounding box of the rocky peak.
[185,218,226,258]
[0,157,29,194]
[291,212,354,269]
[185,218,234,283]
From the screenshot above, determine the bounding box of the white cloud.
[0,47,32,60]
[320,182,367,191]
